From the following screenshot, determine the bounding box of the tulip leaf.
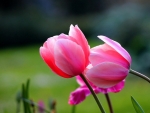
[22,79,31,113]
[131,96,145,113]
[26,79,30,99]
[26,79,31,113]
[22,84,27,113]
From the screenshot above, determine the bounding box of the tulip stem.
[105,93,113,113]
[129,69,150,83]
[79,74,106,113]
[71,105,76,113]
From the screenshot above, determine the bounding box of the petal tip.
[70,24,74,29]
[75,24,79,28]
[97,35,108,40]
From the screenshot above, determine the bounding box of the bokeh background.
[0,0,150,113]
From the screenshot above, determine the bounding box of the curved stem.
[79,74,106,113]
[105,93,113,113]
[130,69,150,83]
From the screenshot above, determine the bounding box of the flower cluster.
[40,25,131,105]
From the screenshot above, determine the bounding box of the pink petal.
[90,44,130,69]
[54,39,85,76]
[95,80,125,94]
[76,76,86,86]
[76,73,125,94]
[106,80,125,93]
[68,86,91,105]
[38,101,45,113]
[86,62,129,88]
[98,36,131,65]
[40,38,71,78]
[69,25,90,66]
[57,33,77,43]
[76,75,96,87]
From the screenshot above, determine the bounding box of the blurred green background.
[0,0,150,113]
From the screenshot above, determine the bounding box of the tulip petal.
[90,44,130,68]
[76,76,86,86]
[106,80,125,93]
[76,74,95,87]
[76,75,125,94]
[57,33,77,43]
[54,39,85,76]
[69,75,125,105]
[86,62,129,88]
[95,80,125,94]
[69,25,90,66]
[68,86,91,105]
[40,38,71,78]
[98,36,131,64]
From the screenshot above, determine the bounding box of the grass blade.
[131,96,145,113]
[26,79,31,113]
[22,79,32,113]
[22,84,27,113]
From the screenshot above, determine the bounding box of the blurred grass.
[0,41,150,113]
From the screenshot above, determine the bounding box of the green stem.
[105,93,113,113]
[71,105,76,113]
[79,74,106,113]
[129,69,150,83]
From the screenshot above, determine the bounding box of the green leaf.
[26,79,30,99]
[22,84,27,113]
[22,79,31,113]
[131,96,145,113]
[25,79,31,113]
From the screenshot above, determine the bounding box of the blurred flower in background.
[38,100,45,113]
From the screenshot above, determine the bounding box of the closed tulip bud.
[40,25,90,78]
[86,36,131,88]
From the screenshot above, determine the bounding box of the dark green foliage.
[22,79,31,113]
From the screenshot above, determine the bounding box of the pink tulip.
[68,76,125,105]
[40,25,90,78]
[86,36,131,88]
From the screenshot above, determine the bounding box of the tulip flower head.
[69,76,125,105]
[86,36,131,88]
[40,25,90,78]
